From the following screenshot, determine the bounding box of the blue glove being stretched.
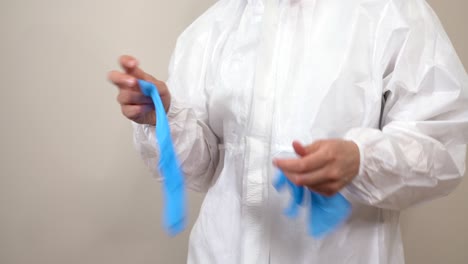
[138,79,186,236]
[138,79,349,238]
[274,171,351,238]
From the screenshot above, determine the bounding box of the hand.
[108,55,171,125]
[274,140,360,197]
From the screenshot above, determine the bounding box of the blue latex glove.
[138,79,186,236]
[273,172,304,218]
[274,171,351,238]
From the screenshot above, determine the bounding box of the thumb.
[292,141,307,157]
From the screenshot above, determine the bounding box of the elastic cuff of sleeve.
[344,129,366,179]
[342,127,375,204]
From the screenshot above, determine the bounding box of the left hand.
[273,140,360,197]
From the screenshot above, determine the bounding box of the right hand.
[108,55,171,125]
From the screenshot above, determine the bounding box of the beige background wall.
[0,0,466,263]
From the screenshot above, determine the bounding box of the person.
[108,0,468,263]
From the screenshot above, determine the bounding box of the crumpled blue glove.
[138,79,186,236]
[274,171,351,238]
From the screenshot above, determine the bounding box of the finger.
[308,181,343,197]
[281,168,330,189]
[121,104,154,121]
[292,141,307,157]
[304,140,324,154]
[117,90,153,105]
[280,170,300,186]
[274,151,329,174]
[119,55,155,81]
[108,71,138,90]
[292,140,324,157]
[119,55,139,71]
[293,166,332,187]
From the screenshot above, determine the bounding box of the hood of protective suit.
[133,0,468,263]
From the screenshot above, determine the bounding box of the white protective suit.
[133,0,468,263]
